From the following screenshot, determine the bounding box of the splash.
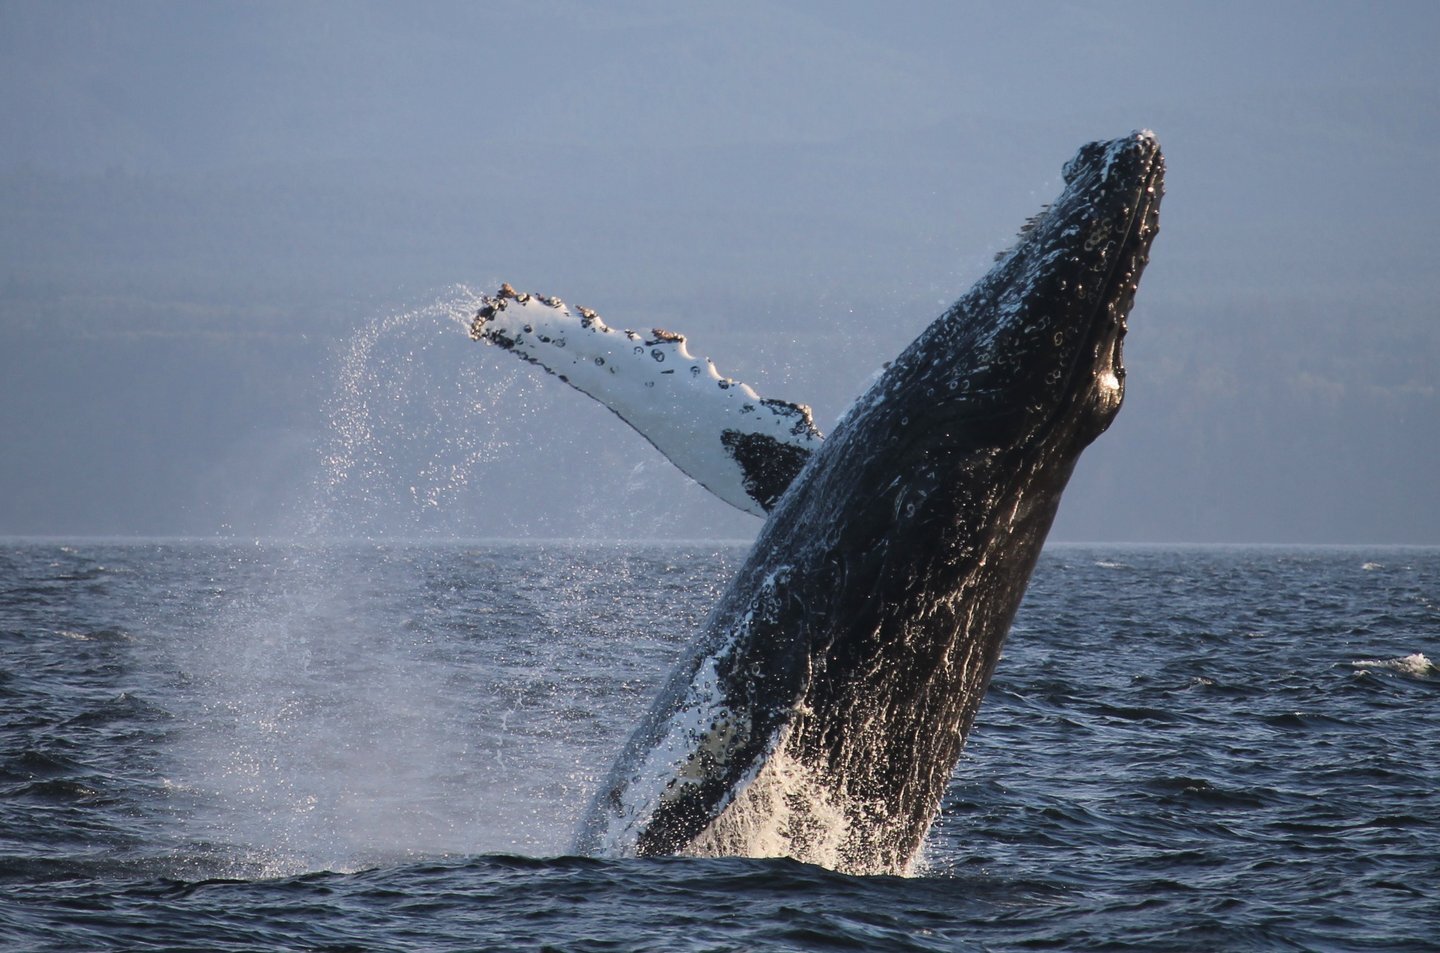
[164,287,565,878]
[316,284,515,538]
[683,737,866,873]
[1351,653,1437,679]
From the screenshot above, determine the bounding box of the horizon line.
[2,533,1437,550]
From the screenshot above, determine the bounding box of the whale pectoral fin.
[471,285,823,516]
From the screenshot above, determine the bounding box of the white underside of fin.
[470,286,823,516]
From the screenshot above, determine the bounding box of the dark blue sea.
[2,540,1436,951]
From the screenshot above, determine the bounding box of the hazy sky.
[2,1,1436,542]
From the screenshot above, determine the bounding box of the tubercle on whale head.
[865,131,1164,466]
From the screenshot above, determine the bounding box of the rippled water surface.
[1,541,1436,951]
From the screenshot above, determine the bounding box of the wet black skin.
[579,133,1165,873]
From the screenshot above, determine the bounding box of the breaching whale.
[472,131,1164,875]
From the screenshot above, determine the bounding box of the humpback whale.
[473,131,1164,875]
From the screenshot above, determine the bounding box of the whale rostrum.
[473,131,1164,875]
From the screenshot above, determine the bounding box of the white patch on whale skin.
[595,654,734,853]
[587,564,796,856]
[470,287,822,517]
[593,655,776,857]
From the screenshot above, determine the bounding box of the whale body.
[475,132,1164,875]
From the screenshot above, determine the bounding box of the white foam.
[1351,653,1436,678]
[682,738,855,870]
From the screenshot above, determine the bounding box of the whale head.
[793,131,1164,572]
[898,130,1165,461]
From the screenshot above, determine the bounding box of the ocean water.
[1,540,1436,951]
